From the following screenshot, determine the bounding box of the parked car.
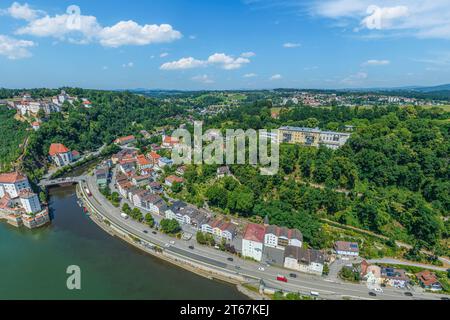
[374,287,383,293]
[143,230,148,234]
[152,231,157,235]
[258,267,265,271]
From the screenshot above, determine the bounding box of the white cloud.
[207,53,250,70]
[308,0,450,40]
[122,62,134,68]
[342,71,368,85]
[160,52,169,58]
[283,42,301,48]
[99,21,182,47]
[0,34,35,59]
[161,52,252,71]
[2,2,43,21]
[270,74,282,80]
[13,5,182,47]
[361,5,409,30]
[160,57,207,70]
[241,51,256,58]
[191,74,214,84]
[243,73,257,78]
[363,59,390,66]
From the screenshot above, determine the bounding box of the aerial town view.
[0,0,449,314]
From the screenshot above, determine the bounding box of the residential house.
[71,150,81,161]
[334,241,359,256]
[112,149,137,164]
[381,267,409,288]
[131,189,151,208]
[158,157,173,168]
[148,181,163,194]
[117,180,133,199]
[136,155,152,171]
[165,175,184,187]
[242,223,266,262]
[264,225,303,250]
[18,189,42,214]
[217,166,231,178]
[147,152,161,166]
[162,135,180,149]
[416,270,442,291]
[284,246,325,276]
[114,135,136,146]
[49,143,73,167]
[95,168,109,188]
[31,121,41,131]
[118,159,136,174]
[165,201,188,224]
[131,174,151,188]
[0,172,31,198]
[176,165,187,176]
[360,261,382,285]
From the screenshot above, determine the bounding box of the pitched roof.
[416,270,440,287]
[166,175,184,184]
[0,172,28,184]
[137,155,151,166]
[284,246,325,265]
[49,143,70,156]
[334,241,359,252]
[115,135,135,144]
[265,225,303,241]
[243,223,266,243]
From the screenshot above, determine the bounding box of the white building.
[319,131,351,150]
[49,143,73,167]
[242,223,266,262]
[264,225,303,250]
[0,172,31,198]
[284,246,325,276]
[334,241,359,256]
[19,190,42,214]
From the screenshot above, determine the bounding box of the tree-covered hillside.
[0,105,29,173]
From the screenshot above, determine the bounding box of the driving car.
[374,287,383,293]
[289,273,297,278]
[143,230,148,234]
[369,292,377,297]
[227,257,234,262]
[152,231,157,235]
[258,267,265,271]
[404,292,413,297]
[188,245,194,250]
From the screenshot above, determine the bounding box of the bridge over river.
[39,176,86,188]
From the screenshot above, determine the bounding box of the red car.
[276,275,288,283]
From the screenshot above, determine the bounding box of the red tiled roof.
[416,270,440,287]
[166,175,184,184]
[0,172,27,184]
[137,155,151,166]
[148,151,161,160]
[49,143,70,156]
[163,136,179,144]
[243,223,265,243]
[115,135,135,144]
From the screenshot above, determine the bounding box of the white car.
[258,267,265,271]
[170,241,175,245]
[165,243,171,247]
[374,287,383,293]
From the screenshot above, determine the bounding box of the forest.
[1,87,448,257]
[0,105,29,173]
[177,101,450,256]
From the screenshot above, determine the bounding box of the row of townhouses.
[242,223,326,275]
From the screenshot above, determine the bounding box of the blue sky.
[0,0,449,90]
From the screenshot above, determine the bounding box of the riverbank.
[76,183,262,300]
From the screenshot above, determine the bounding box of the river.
[0,186,247,300]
